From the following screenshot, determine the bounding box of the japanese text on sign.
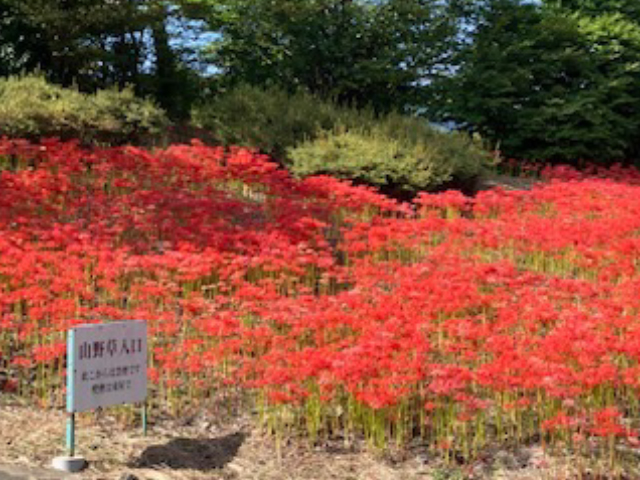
[68,321,147,413]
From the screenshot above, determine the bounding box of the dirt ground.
[476,173,540,193]
[2,392,627,480]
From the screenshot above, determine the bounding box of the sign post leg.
[66,412,75,457]
[52,328,86,473]
[142,402,148,436]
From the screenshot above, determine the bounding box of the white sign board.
[68,321,147,413]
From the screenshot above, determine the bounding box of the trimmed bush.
[289,114,491,198]
[0,75,168,145]
[193,84,490,196]
[191,84,364,160]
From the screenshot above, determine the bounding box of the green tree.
[543,0,640,17]
[0,0,206,120]
[0,0,51,77]
[433,0,640,164]
[2,0,142,87]
[189,0,458,113]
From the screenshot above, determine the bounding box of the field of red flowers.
[2,138,640,472]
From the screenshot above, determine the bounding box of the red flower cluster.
[2,138,640,460]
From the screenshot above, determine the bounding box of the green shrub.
[193,84,490,196]
[87,87,169,145]
[288,114,490,197]
[191,84,364,160]
[0,75,168,145]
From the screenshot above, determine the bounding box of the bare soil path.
[0,464,72,480]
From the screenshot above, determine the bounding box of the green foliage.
[288,114,489,197]
[191,84,363,160]
[542,0,640,18]
[432,0,640,164]
[193,84,488,196]
[2,0,145,86]
[88,85,170,145]
[0,0,206,120]
[191,0,457,113]
[7,0,640,168]
[0,75,169,145]
[0,0,48,76]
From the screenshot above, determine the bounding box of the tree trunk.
[151,2,179,117]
